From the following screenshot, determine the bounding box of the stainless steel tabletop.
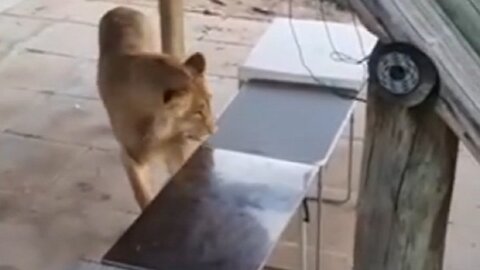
[208,80,356,165]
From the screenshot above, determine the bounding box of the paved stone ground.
[0,0,478,270]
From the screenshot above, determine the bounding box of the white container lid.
[239,17,378,91]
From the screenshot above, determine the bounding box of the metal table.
[226,17,375,269]
[208,80,356,270]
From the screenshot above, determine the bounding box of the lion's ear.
[152,57,192,89]
[163,88,188,104]
[184,52,206,75]
[133,55,192,90]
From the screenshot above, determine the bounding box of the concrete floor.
[0,0,478,270]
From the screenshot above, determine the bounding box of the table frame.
[231,80,357,270]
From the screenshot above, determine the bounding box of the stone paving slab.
[450,150,480,228]
[0,0,24,13]
[22,22,98,60]
[49,148,139,215]
[445,223,480,270]
[0,14,50,53]
[62,60,99,99]
[201,16,269,46]
[5,94,117,150]
[0,133,84,193]
[0,89,47,131]
[5,0,92,21]
[0,50,79,91]
[0,195,136,270]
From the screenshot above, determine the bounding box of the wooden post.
[159,0,185,58]
[353,76,459,269]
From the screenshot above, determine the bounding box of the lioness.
[97,7,216,209]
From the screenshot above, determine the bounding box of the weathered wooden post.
[354,42,458,270]
[159,0,185,58]
[350,1,480,269]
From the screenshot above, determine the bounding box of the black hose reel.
[368,42,439,107]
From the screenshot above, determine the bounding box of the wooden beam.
[159,0,185,58]
[354,80,459,270]
[437,0,480,55]
[352,0,480,163]
[349,1,391,41]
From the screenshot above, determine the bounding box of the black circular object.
[389,65,406,80]
[368,42,438,107]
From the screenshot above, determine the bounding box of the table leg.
[299,209,308,270]
[322,114,354,205]
[315,168,323,270]
[300,176,311,270]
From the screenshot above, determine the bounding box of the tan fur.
[97,7,216,209]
